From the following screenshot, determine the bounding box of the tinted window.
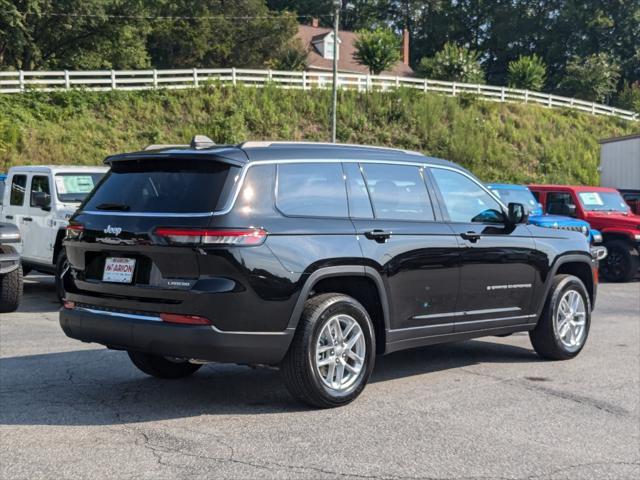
[55,173,104,203]
[10,175,27,206]
[343,163,373,218]
[276,163,348,217]
[546,192,575,215]
[83,160,236,213]
[361,163,434,221]
[431,168,503,223]
[30,175,51,207]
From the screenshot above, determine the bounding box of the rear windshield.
[82,159,236,214]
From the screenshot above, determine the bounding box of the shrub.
[559,53,621,102]
[268,39,308,71]
[507,54,547,91]
[353,28,401,75]
[418,43,485,84]
[616,82,640,113]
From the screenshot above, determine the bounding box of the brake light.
[154,228,267,246]
[63,301,75,309]
[160,313,212,325]
[65,224,84,240]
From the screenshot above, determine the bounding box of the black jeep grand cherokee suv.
[60,140,597,408]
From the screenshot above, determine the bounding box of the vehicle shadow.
[19,275,60,313]
[0,337,538,426]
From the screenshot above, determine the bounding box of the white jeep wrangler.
[1,166,107,300]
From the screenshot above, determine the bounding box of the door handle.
[5,215,13,220]
[460,231,481,243]
[364,229,392,243]
[22,217,33,222]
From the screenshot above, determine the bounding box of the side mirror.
[563,204,577,217]
[32,191,51,211]
[507,202,528,225]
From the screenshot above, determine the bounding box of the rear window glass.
[82,160,235,213]
[276,163,348,217]
[10,175,27,206]
[55,173,104,203]
[361,163,434,221]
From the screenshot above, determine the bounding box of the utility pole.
[331,0,340,143]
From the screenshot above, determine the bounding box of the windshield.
[488,186,541,215]
[82,159,236,214]
[55,173,105,203]
[578,191,630,212]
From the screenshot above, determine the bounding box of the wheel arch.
[543,254,595,313]
[286,266,390,354]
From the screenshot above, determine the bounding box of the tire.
[55,249,69,303]
[281,293,376,408]
[0,265,23,313]
[127,351,202,379]
[529,274,591,360]
[600,240,639,282]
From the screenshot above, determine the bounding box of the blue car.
[486,184,604,246]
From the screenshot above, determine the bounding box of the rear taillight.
[154,228,267,246]
[65,224,84,240]
[63,301,75,309]
[160,313,212,325]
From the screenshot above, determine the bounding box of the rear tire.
[600,240,639,282]
[281,293,376,408]
[0,265,23,313]
[127,351,202,379]
[530,275,591,360]
[55,249,68,303]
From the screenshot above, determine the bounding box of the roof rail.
[239,140,423,156]
[144,144,189,151]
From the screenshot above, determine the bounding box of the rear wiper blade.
[96,202,130,211]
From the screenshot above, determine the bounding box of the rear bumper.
[59,306,294,365]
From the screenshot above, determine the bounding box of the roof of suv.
[104,141,463,171]
[529,184,620,193]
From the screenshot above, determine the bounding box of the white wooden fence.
[0,68,637,121]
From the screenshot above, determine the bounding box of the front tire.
[530,275,591,360]
[128,351,202,379]
[600,240,639,282]
[281,293,376,408]
[0,265,23,313]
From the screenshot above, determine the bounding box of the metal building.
[599,133,640,190]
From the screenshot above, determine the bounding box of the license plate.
[102,257,136,284]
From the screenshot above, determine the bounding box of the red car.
[529,185,640,282]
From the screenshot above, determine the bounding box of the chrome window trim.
[78,158,507,217]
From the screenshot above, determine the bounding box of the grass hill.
[0,85,637,185]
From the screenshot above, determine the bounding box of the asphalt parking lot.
[1,276,638,480]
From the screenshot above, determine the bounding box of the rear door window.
[10,175,27,206]
[276,163,348,217]
[55,173,104,203]
[361,163,434,221]
[83,159,237,214]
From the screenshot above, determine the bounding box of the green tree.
[0,0,150,70]
[507,54,546,91]
[616,82,640,113]
[559,53,621,102]
[418,42,485,84]
[353,28,400,75]
[146,0,297,69]
[268,38,308,71]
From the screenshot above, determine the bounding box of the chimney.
[311,17,319,28]
[402,29,410,65]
